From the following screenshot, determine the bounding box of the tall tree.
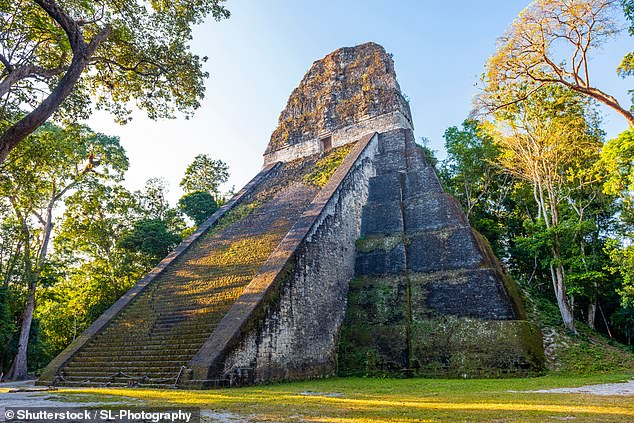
[178,191,218,225]
[440,120,508,218]
[601,129,634,310]
[42,183,145,353]
[486,86,603,333]
[180,154,229,201]
[0,123,126,379]
[137,178,172,221]
[439,120,514,256]
[481,0,634,126]
[0,0,230,163]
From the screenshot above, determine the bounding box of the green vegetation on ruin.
[531,289,634,375]
[269,43,406,152]
[212,201,261,232]
[303,143,355,188]
[355,234,403,253]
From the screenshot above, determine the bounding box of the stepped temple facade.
[39,42,545,388]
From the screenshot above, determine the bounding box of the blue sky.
[86,0,633,204]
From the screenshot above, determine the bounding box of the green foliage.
[599,129,634,224]
[599,129,634,311]
[440,96,630,342]
[38,183,151,359]
[606,242,634,309]
[55,183,137,261]
[303,143,354,187]
[439,119,509,255]
[180,154,229,200]
[119,218,182,264]
[0,122,128,376]
[611,307,634,345]
[0,122,236,374]
[0,286,14,356]
[178,191,218,225]
[520,281,634,375]
[0,0,230,124]
[0,123,128,195]
[556,335,634,374]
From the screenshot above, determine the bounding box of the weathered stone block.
[265,42,411,158]
[409,269,518,321]
[406,228,484,272]
[410,318,545,377]
[378,129,407,154]
[404,193,468,232]
[360,202,404,236]
[355,242,406,275]
[367,173,402,203]
[338,324,409,376]
[402,167,444,199]
[346,276,408,326]
[375,151,408,174]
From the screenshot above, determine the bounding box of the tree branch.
[0,0,111,164]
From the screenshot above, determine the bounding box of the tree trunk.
[587,301,596,329]
[6,200,55,380]
[6,282,35,380]
[552,263,576,333]
[542,186,576,333]
[551,234,576,333]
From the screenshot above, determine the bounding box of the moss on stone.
[303,143,355,188]
[339,275,409,377]
[212,201,261,232]
[471,230,529,320]
[355,234,403,253]
[410,317,545,378]
[345,276,407,326]
[266,43,410,154]
[340,230,547,378]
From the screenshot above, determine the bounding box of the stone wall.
[263,110,412,165]
[265,42,412,159]
[188,133,380,386]
[338,128,545,378]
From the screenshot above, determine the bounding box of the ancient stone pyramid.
[39,42,544,388]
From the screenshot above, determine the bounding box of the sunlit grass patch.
[54,375,634,422]
[303,143,355,187]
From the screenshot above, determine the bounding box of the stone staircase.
[55,171,319,388]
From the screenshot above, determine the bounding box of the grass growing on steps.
[303,143,355,188]
[46,374,634,422]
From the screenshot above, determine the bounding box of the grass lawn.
[31,374,634,422]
